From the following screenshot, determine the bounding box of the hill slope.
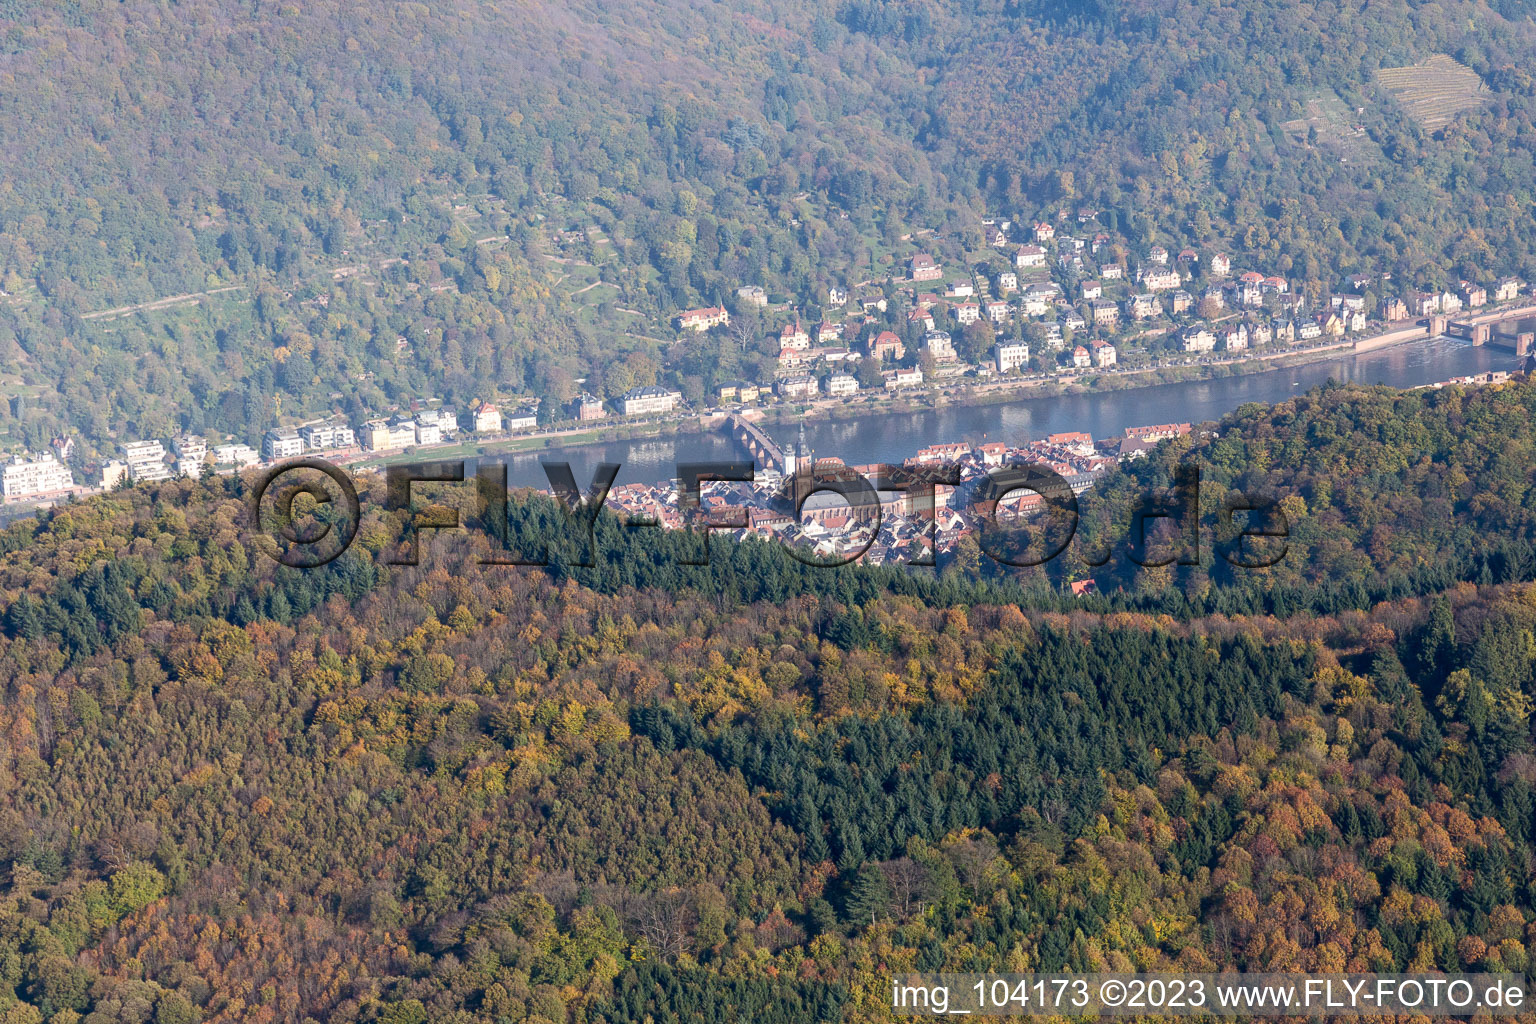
[0,381,1535,1020]
[2,0,1536,457]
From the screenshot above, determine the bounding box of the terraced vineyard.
[1378,53,1489,130]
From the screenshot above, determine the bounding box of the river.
[488,337,1509,490]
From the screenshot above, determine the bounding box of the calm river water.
[489,338,1508,489]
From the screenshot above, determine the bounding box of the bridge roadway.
[724,413,786,472]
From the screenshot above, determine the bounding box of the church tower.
[784,420,814,506]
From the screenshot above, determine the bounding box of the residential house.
[1146,245,1169,265]
[1414,292,1441,316]
[571,392,607,420]
[1101,263,1125,280]
[828,285,848,306]
[1460,281,1488,308]
[1297,319,1323,340]
[975,441,1009,465]
[1250,322,1273,346]
[994,340,1030,374]
[1209,253,1232,277]
[1070,345,1092,368]
[777,347,809,369]
[909,253,943,282]
[1081,280,1104,300]
[1033,222,1055,242]
[468,403,502,433]
[1440,290,1464,314]
[1332,294,1367,313]
[1238,274,1264,307]
[414,420,442,446]
[620,385,682,416]
[944,280,975,300]
[503,406,537,431]
[986,300,1011,324]
[1170,290,1194,314]
[858,291,889,313]
[907,308,935,331]
[676,306,729,332]
[1020,292,1051,319]
[1380,296,1409,321]
[736,285,767,307]
[996,270,1019,293]
[954,302,981,325]
[779,321,810,350]
[1015,244,1047,268]
[825,374,860,396]
[1128,293,1163,320]
[1090,299,1120,325]
[775,375,818,400]
[1089,340,1116,367]
[1223,324,1249,351]
[868,330,906,361]
[883,366,924,389]
[924,330,959,362]
[1180,326,1216,353]
[1272,318,1296,344]
[1496,278,1524,302]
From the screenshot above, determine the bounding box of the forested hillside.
[2,0,1536,457]
[1,380,1536,1021]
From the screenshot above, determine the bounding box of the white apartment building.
[212,444,261,469]
[174,435,207,462]
[415,421,442,446]
[504,408,537,430]
[362,419,417,452]
[173,436,208,479]
[122,440,172,482]
[300,422,356,451]
[263,427,305,462]
[2,452,75,501]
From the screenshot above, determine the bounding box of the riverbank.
[353,334,1393,469]
[714,336,1374,432]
